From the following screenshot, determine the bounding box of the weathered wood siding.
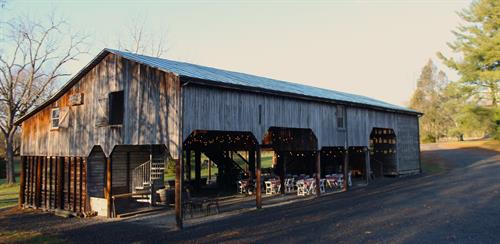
[182,84,346,146]
[183,84,420,174]
[395,114,420,173]
[20,156,87,214]
[20,54,181,159]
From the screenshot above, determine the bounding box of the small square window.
[51,108,60,129]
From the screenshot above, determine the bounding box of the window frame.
[50,107,60,130]
[108,90,124,126]
[336,105,345,130]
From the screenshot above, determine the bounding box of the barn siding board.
[20,54,181,159]
[184,85,344,147]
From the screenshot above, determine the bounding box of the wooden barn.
[16,49,421,228]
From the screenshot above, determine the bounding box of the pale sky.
[2,0,473,106]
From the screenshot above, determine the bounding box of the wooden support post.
[208,160,212,182]
[67,157,71,211]
[35,156,42,208]
[315,150,321,196]
[186,148,191,184]
[47,157,51,209]
[56,157,62,209]
[195,150,201,190]
[73,157,77,212]
[44,157,48,209]
[249,150,255,182]
[280,152,285,194]
[79,157,83,213]
[343,148,349,191]
[106,156,112,217]
[365,148,370,184]
[27,157,31,206]
[256,147,262,209]
[175,157,183,229]
[18,156,26,208]
[126,152,131,192]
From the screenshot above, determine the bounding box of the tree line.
[410,0,499,143]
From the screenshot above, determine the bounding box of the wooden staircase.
[202,150,248,189]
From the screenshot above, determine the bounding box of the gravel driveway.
[2,144,499,243]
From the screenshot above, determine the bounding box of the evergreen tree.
[438,0,500,106]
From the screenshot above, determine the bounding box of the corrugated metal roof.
[16,48,419,125]
[106,48,418,114]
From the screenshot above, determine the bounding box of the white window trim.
[51,108,60,129]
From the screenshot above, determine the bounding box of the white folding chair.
[265,181,273,195]
[296,180,306,196]
[319,179,326,193]
[285,178,295,193]
[307,180,316,195]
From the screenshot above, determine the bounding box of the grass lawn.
[0,230,65,243]
[0,157,20,209]
[439,139,500,152]
[164,151,275,182]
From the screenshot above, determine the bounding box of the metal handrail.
[132,160,151,193]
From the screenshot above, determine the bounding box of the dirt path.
[1,143,499,243]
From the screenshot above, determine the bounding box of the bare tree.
[118,16,169,58]
[0,14,87,183]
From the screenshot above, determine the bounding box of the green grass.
[164,151,275,182]
[0,158,20,209]
[0,230,65,243]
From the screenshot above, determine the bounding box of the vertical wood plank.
[58,157,65,209]
[49,157,53,209]
[195,150,201,190]
[106,156,112,217]
[36,156,42,208]
[73,157,77,212]
[79,157,83,213]
[315,151,321,196]
[67,157,71,211]
[256,147,262,209]
[44,157,48,208]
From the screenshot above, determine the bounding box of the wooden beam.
[280,152,285,194]
[106,156,112,217]
[35,156,42,208]
[18,156,26,208]
[208,160,212,182]
[44,157,48,209]
[58,157,64,209]
[67,157,71,211]
[175,157,183,229]
[248,150,255,181]
[73,157,77,212]
[256,147,262,209]
[195,150,201,190]
[126,152,130,192]
[49,157,53,209]
[186,148,191,183]
[343,149,349,191]
[27,157,31,206]
[79,157,83,213]
[315,151,321,196]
